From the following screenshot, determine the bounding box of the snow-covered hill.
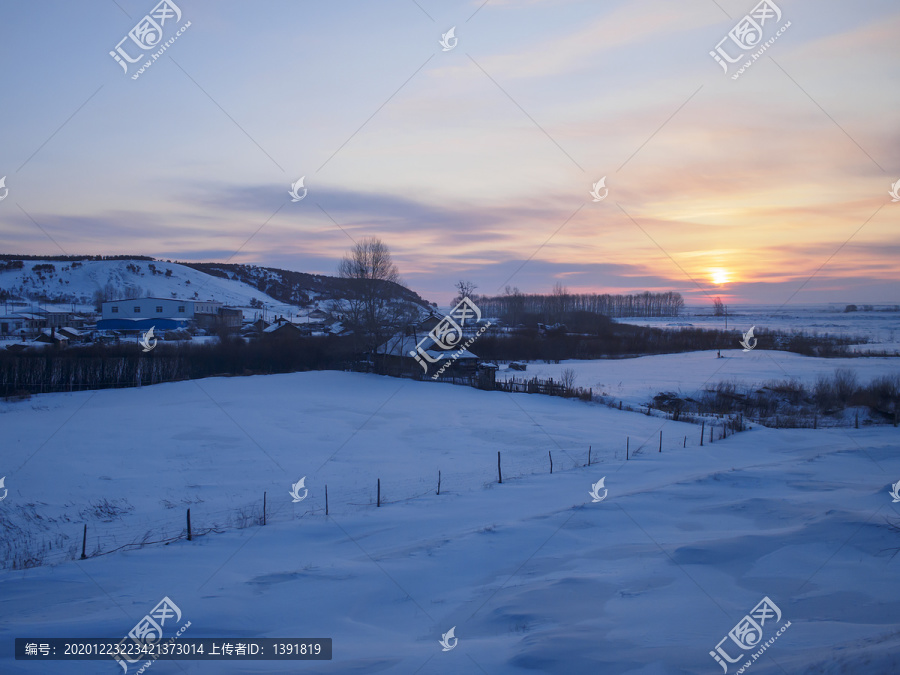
[0,257,430,318]
[0,258,283,311]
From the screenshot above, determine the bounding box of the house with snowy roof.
[33,327,69,345]
[375,320,481,379]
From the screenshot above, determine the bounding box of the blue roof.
[97,318,190,330]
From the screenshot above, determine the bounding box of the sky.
[0,0,898,306]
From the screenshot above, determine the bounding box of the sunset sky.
[0,0,898,305]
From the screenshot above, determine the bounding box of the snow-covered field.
[620,304,900,354]
[497,350,900,411]
[2,365,899,674]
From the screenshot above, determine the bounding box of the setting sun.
[710,268,731,285]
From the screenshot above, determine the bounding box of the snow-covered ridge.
[0,258,279,309]
[0,258,429,317]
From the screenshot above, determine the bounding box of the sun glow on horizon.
[710,268,731,285]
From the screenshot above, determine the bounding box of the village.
[0,293,527,383]
[1,297,336,347]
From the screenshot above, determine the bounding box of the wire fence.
[0,410,754,572]
[0,365,772,571]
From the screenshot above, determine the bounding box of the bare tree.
[713,297,726,316]
[92,282,130,311]
[338,237,412,350]
[550,282,569,321]
[503,285,525,326]
[453,280,478,306]
[560,368,577,390]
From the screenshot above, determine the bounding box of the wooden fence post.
[588,446,591,466]
[81,524,87,559]
[186,509,192,541]
[498,451,502,484]
[325,484,329,515]
[626,436,629,460]
[659,431,662,453]
[710,423,714,443]
[437,471,441,496]
[262,491,266,526]
[701,420,705,446]
[549,451,553,474]
[377,479,381,507]
[683,435,686,448]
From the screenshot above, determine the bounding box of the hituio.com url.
[732,21,791,80]
[132,22,192,80]
[734,621,792,674]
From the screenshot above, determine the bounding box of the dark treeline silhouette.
[474,325,856,363]
[476,289,685,323]
[0,336,358,397]
[0,325,860,397]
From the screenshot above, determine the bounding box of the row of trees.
[465,283,685,324]
[0,336,357,396]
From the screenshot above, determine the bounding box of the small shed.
[262,322,305,340]
[307,309,330,321]
[56,326,82,341]
[33,328,69,345]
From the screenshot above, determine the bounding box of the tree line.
[473,285,685,323]
[0,336,358,397]
[1,324,860,398]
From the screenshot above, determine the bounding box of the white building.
[194,301,223,315]
[102,297,196,320]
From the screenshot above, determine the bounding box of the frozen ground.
[1,368,899,674]
[619,304,900,354]
[497,349,900,412]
